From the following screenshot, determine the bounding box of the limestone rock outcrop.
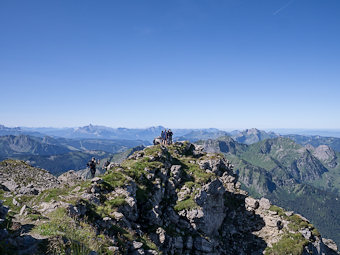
[0,160,59,195]
[0,142,338,255]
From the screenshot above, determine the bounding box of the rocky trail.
[0,142,339,254]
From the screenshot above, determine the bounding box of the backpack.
[88,161,96,169]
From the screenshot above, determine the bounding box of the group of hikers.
[87,129,174,178]
[160,129,173,145]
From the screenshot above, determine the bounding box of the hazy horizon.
[2,123,340,133]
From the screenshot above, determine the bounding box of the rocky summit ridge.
[0,142,339,254]
[0,160,60,195]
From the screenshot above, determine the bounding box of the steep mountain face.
[0,143,338,255]
[199,136,340,246]
[241,137,328,183]
[200,137,330,184]
[231,128,278,145]
[306,145,338,168]
[233,158,277,195]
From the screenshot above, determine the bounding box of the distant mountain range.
[2,124,165,141]
[0,135,72,157]
[2,124,340,149]
[271,128,340,138]
[0,134,149,175]
[21,124,186,141]
[285,134,340,153]
[198,136,340,246]
[2,123,340,246]
[20,125,228,142]
[2,123,340,180]
[0,124,42,137]
[173,128,277,144]
[0,134,148,156]
[174,130,230,142]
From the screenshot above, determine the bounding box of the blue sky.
[1,0,339,129]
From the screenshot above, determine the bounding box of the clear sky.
[1,0,339,129]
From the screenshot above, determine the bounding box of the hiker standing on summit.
[164,129,169,145]
[167,129,173,145]
[87,157,99,178]
[161,130,166,145]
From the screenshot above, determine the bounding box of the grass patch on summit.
[182,160,213,184]
[265,232,309,255]
[33,187,72,204]
[144,145,162,157]
[174,198,198,212]
[96,195,127,217]
[33,207,112,254]
[269,205,287,218]
[102,170,128,188]
[122,157,163,181]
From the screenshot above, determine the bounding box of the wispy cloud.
[273,0,296,15]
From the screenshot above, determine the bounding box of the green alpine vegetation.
[0,142,338,254]
[198,136,340,247]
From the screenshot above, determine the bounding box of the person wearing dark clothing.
[104,160,110,171]
[87,157,98,178]
[163,129,168,145]
[167,129,173,145]
[161,130,166,145]
[104,160,110,168]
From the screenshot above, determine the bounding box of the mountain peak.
[0,143,337,254]
[306,144,337,168]
[245,128,260,133]
[232,128,278,145]
[0,124,22,131]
